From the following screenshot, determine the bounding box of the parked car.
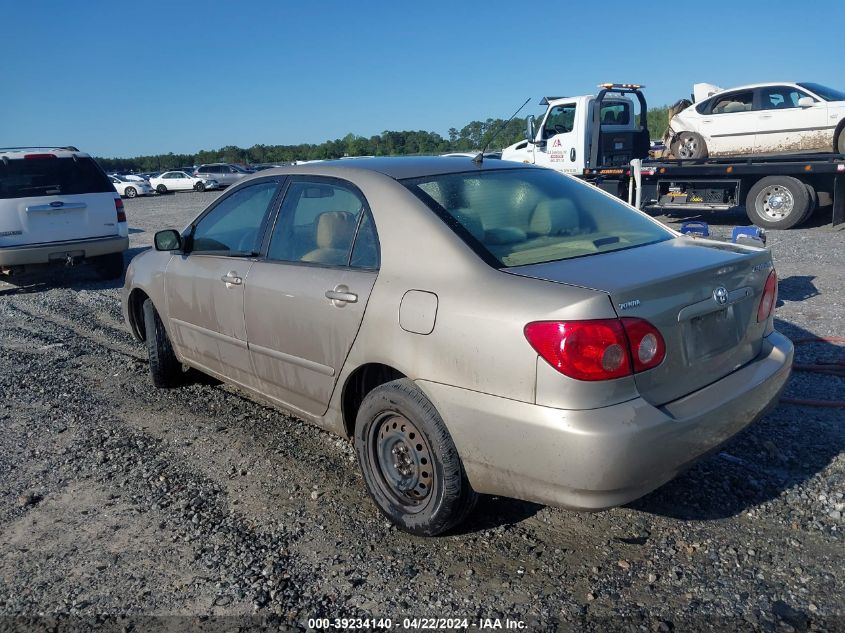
[123,157,792,535]
[670,82,845,158]
[0,146,127,278]
[149,171,219,194]
[119,173,147,182]
[193,163,253,187]
[109,174,153,198]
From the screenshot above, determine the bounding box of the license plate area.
[683,305,742,363]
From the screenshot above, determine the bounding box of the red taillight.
[115,197,126,223]
[621,317,666,372]
[524,317,666,382]
[24,153,57,160]
[757,270,778,322]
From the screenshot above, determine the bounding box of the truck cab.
[502,84,650,174]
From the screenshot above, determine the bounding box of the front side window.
[543,104,576,137]
[190,181,278,255]
[403,168,672,268]
[267,180,369,267]
[711,91,754,114]
[760,86,810,110]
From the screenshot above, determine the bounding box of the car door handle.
[759,114,772,119]
[325,287,358,304]
[220,271,242,286]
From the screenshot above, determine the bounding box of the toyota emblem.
[713,287,729,305]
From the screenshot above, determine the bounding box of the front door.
[754,85,829,154]
[535,102,580,174]
[244,178,379,416]
[165,179,281,382]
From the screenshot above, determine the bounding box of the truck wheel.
[354,378,477,536]
[745,176,810,229]
[142,299,183,388]
[671,131,708,160]
[801,183,817,224]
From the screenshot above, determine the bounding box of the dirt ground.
[1,192,843,632]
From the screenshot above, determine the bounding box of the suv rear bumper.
[417,330,793,511]
[0,235,128,267]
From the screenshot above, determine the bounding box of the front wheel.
[156,184,167,194]
[671,131,708,160]
[142,299,183,388]
[194,181,206,192]
[745,176,810,230]
[125,186,137,198]
[354,379,477,536]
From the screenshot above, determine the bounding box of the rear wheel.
[194,181,206,192]
[745,176,810,229]
[92,252,124,280]
[801,183,817,225]
[125,186,137,198]
[142,299,182,388]
[671,131,708,160]
[354,379,477,536]
[156,184,167,194]
[837,128,845,155]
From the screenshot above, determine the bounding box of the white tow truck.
[502,83,844,230]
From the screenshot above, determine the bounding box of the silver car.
[193,163,253,187]
[122,157,792,536]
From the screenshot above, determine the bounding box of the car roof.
[259,155,534,181]
[0,147,90,159]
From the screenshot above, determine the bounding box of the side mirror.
[154,229,183,251]
[798,96,815,108]
[525,115,536,143]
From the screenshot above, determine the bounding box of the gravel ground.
[0,192,843,632]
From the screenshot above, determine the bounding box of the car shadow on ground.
[777,275,819,305]
[631,317,844,521]
[0,247,147,297]
[452,496,543,535]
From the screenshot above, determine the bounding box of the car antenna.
[473,97,531,164]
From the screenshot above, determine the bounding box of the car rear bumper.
[0,235,129,267]
[417,330,793,511]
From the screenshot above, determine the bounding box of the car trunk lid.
[505,238,774,405]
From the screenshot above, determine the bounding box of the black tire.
[194,182,206,192]
[142,299,182,388]
[124,186,137,198]
[800,183,817,225]
[156,184,167,194]
[671,131,708,160]
[354,378,477,536]
[92,251,124,280]
[745,176,810,229]
[837,127,845,155]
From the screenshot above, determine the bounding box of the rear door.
[244,177,379,415]
[165,179,281,382]
[699,90,757,155]
[0,154,119,247]
[754,85,829,153]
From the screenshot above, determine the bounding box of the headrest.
[529,199,579,236]
[316,211,357,249]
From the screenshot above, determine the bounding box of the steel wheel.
[756,184,795,222]
[125,186,137,198]
[677,134,698,159]
[368,411,435,514]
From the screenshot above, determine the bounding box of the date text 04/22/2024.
[307,617,528,629]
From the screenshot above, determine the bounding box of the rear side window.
[403,168,671,268]
[0,156,113,199]
[711,91,754,114]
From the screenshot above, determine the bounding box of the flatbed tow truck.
[502,83,845,230]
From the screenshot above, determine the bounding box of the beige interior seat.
[529,198,580,236]
[301,211,358,265]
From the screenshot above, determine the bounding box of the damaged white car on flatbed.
[669,82,845,159]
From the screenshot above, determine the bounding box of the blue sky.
[3,0,843,157]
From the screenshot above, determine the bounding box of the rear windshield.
[0,156,113,199]
[403,168,672,268]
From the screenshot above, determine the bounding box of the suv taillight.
[757,270,777,322]
[115,197,126,223]
[524,318,666,382]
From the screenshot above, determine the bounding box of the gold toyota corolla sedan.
[122,157,793,535]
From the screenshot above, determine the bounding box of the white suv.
[0,147,128,278]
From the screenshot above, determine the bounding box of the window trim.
[260,175,380,271]
[184,176,285,257]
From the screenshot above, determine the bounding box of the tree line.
[96,107,672,172]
